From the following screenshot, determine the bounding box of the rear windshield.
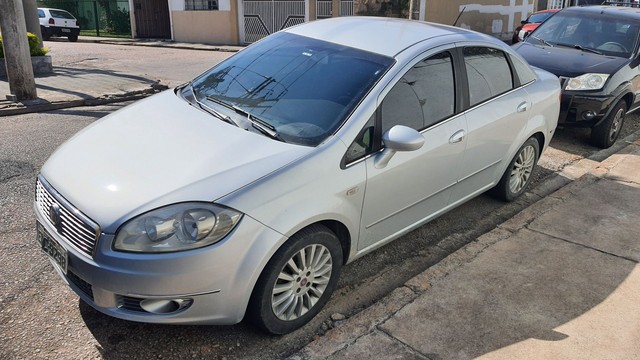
[191,32,394,146]
[528,11,640,58]
[50,10,76,19]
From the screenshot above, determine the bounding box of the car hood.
[513,42,628,78]
[41,90,312,232]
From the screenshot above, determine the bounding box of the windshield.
[526,11,640,58]
[527,11,554,24]
[191,32,394,146]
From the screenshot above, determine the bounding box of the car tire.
[491,137,540,202]
[248,224,342,335]
[40,26,51,41]
[591,100,626,149]
[68,34,78,42]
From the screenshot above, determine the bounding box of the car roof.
[562,5,640,18]
[284,17,492,57]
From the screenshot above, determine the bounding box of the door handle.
[449,130,465,144]
[517,101,529,113]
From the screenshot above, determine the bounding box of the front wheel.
[591,101,626,149]
[491,137,540,202]
[248,224,343,334]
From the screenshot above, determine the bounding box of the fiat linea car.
[35,17,560,334]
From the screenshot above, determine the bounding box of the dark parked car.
[513,5,640,148]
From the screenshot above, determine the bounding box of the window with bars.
[185,0,219,10]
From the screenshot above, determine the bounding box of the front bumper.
[558,91,615,128]
[35,202,286,325]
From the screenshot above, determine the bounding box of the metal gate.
[243,0,306,44]
[133,0,171,38]
[316,0,353,19]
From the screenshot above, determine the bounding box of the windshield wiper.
[530,35,553,47]
[555,43,603,55]
[192,95,239,127]
[232,106,284,142]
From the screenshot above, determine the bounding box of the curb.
[75,37,243,53]
[0,84,168,116]
[290,129,640,360]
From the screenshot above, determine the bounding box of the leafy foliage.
[0,33,48,58]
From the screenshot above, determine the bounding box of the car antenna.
[453,6,466,26]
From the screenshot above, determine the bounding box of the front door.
[358,50,466,251]
[134,0,171,38]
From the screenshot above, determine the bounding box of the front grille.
[116,295,145,312]
[67,271,94,300]
[35,177,100,258]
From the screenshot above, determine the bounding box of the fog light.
[582,110,596,120]
[139,298,193,314]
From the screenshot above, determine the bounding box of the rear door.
[448,45,531,205]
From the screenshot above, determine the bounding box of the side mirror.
[522,31,531,39]
[374,125,425,169]
[521,20,527,25]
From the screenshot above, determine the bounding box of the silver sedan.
[34,17,560,334]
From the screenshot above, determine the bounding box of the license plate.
[61,28,70,33]
[37,222,68,274]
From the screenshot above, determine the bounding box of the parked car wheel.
[68,34,78,42]
[248,224,343,334]
[591,100,626,149]
[492,137,540,202]
[40,26,51,40]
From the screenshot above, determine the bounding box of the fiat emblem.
[49,203,63,234]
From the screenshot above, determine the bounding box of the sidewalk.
[0,36,242,117]
[292,138,640,360]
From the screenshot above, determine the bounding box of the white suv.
[38,7,80,42]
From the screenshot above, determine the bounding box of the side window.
[344,114,375,164]
[381,51,455,133]
[509,54,536,85]
[38,9,45,18]
[464,47,514,107]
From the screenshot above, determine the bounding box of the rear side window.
[509,54,536,85]
[50,10,75,19]
[464,47,514,107]
[38,9,45,18]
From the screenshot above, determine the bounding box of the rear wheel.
[248,224,342,335]
[40,26,51,41]
[68,34,78,42]
[591,101,626,149]
[491,137,540,202]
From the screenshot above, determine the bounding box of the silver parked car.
[35,17,560,334]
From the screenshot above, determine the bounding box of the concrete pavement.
[291,139,640,359]
[0,36,242,116]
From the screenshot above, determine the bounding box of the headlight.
[565,73,609,91]
[114,203,243,253]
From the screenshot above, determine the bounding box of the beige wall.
[425,0,537,40]
[171,10,239,45]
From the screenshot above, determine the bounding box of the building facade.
[129,0,542,45]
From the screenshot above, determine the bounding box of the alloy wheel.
[509,144,536,194]
[608,108,624,143]
[271,244,333,321]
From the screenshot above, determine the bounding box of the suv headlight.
[114,203,242,253]
[565,73,609,91]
